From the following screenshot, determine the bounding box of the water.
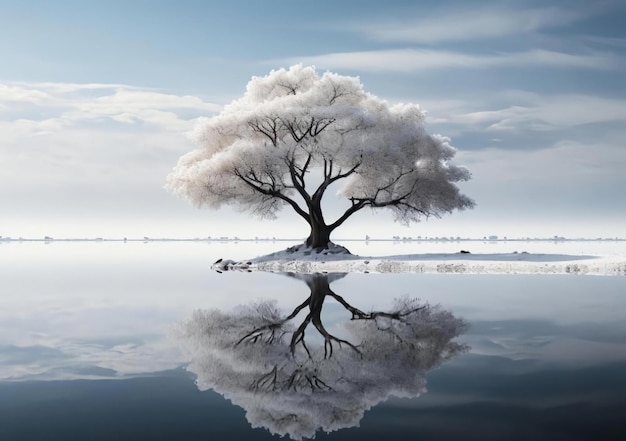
[1,241,625,440]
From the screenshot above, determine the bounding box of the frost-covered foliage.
[166,65,474,248]
[174,274,468,440]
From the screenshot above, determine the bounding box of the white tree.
[166,65,474,250]
[175,273,468,440]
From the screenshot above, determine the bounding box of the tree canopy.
[166,65,474,249]
[175,273,468,440]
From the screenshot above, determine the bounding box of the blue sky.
[1,0,625,239]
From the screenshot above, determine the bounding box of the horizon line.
[1,236,624,243]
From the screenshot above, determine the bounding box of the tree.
[175,273,468,440]
[166,65,474,250]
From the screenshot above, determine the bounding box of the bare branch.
[234,169,311,223]
[312,157,362,208]
[309,118,335,136]
[248,117,279,146]
[283,118,315,143]
[287,156,313,207]
[276,80,298,95]
[328,167,423,231]
[327,199,367,232]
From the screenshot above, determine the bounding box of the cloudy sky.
[1,0,625,240]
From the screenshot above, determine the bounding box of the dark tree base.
[286,241,352,256]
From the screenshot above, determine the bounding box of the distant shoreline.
[1,237,624,243]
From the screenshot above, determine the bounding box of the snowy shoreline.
[214,251,626,276]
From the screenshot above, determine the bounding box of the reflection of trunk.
[302,274,332,297]
[304,206,332,250]
[291,274,360,358]
[237,273,425,359]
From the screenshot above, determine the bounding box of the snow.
[212,243,626,276]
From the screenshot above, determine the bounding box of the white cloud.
[59,89,220,131]
[0,125,194,189]
[13,81,142,93]
[0,81,230,238]
[356,6,583,43]
[278,49,617,73]
[0,81,222,132]
[446,92,626,131]
[77,89,221,114]
[0,83,55,104]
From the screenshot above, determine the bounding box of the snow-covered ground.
[213,243,626,276]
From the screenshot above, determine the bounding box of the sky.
[1,0,625,240]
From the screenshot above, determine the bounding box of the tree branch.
[283,118,315,143]
[287,156,313,207]
[248,117,279,146]
[328,167,425,231]
[234,169,311,223]
[328,199,367,232]
[309,118,335,136]
[312,157,362,207]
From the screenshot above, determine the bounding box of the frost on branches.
[166,65,474,250]
[175,273,468,440]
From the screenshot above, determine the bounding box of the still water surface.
[1,241,625,440]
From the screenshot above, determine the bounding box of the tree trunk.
[305,213,332,250]
[305,225,332,250]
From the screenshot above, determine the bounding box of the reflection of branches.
[328,290,426,321]
[175,273,469,440]
[235,274,364,359]
[236,295,311,347]
[236,323,285,345]
[252,366,334,393]
[236,273,433,360]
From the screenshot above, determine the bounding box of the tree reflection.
[175,273,468,440]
